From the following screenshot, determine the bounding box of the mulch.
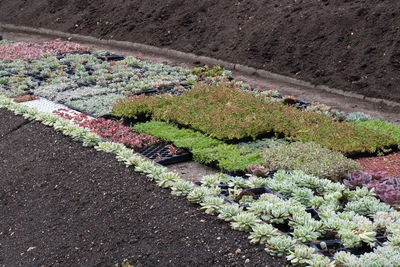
[1,0,400,102]
[357,152,400,178]
[0,109,288,266]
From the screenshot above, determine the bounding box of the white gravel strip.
[20,97,93,118]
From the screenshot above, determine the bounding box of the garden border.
[1,23,400,109]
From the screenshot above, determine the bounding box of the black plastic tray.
[139,144,192,165]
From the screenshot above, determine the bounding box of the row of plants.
[134,120,363,181]
[52,108,161,150]
[1,95,399,266]
[112,81,397,156]
[0,52,196,95]
[351,119,400,146]
[133,120,262,172]
[0,39,89,60]
[199,171,400,260]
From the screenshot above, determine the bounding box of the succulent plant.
[201,174,222,187]
[217,204,243,222]
[170,180,195,197]
[248,223,279,244]
[286,245,315,266]
[200,196,225,215]
[157,172,180,188]
[246,165,271,177]
[187,186,220,204]
[333,251,361,267]
[345,112,371,122]
[344,171,372,188]
[82,132,102,147]
[265,235,296,257]
[231,212,261,232]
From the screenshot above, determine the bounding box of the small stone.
[200,219,205,223]
[216,237,221,240]
[235,248,241,254]
[27,247,36,252]
[245,259,250,264]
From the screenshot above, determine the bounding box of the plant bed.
[138,143,192,165]
[114,81,397,156]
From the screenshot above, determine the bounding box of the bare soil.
[0,109,288,266]
[1,0,400,103]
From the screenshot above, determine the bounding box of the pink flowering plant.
[0,40,89,61]
[53,108,161,150]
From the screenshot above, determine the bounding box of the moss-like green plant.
[352,119,400,147]
[134,120,262,171]
[263,142,361,181]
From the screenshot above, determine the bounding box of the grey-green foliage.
[66,93,123,117]
[345,112,372,122]
[235,137,288,153]
[263,142,361,181]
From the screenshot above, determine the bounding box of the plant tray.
[96,54,125,61]
[138,144,192,165]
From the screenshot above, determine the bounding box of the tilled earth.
[1,0,400,102]
[0,109,288,266]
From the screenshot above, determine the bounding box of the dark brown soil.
[0,108,288,266]
[1,0,400,103]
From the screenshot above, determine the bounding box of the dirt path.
[1,0,400,103]
[3,31,399,123]
[0,109,288,266]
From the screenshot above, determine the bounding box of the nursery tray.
[96,54,125,61]
[139,144,192,165]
